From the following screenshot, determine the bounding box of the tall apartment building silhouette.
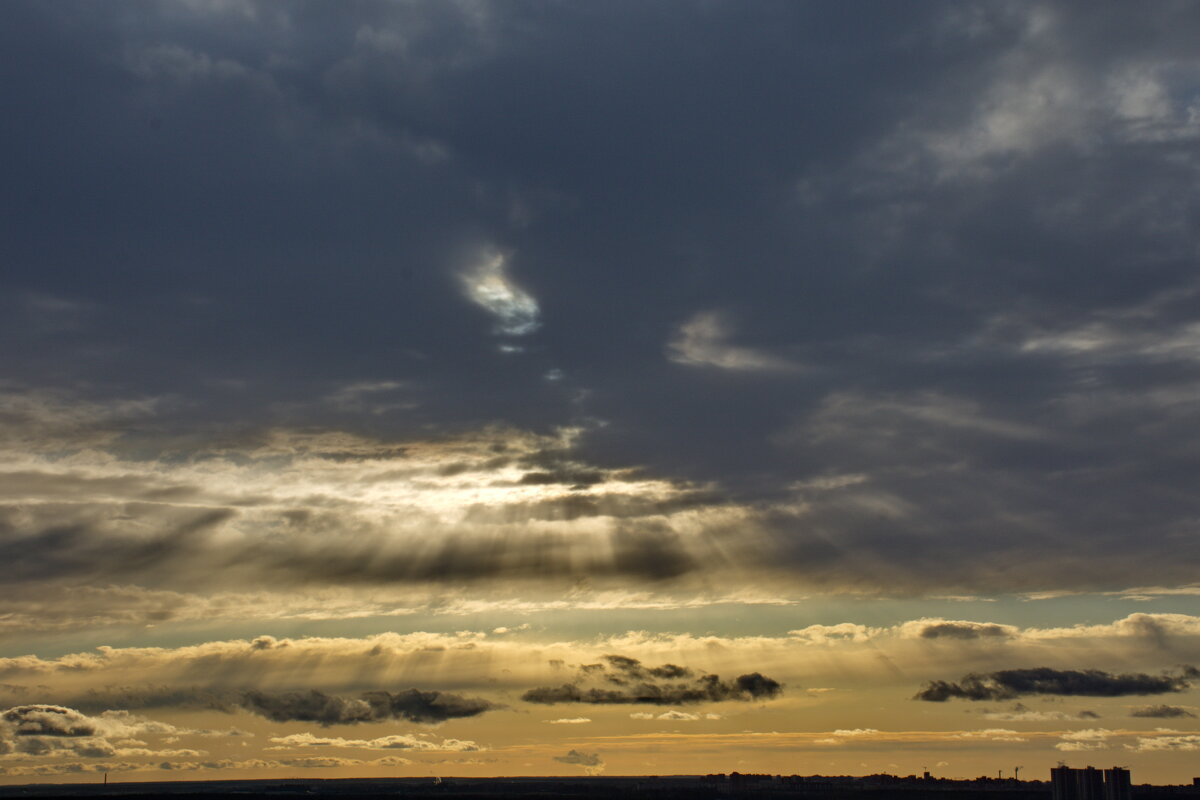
[1051,766,1131,800]
[1103,768,1132,800]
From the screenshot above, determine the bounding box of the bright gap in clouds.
[460,249,541,337]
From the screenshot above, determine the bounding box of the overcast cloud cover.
[4,0,1200,783]
[5,0,1200,594]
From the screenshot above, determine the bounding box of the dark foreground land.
[0,776,1197,800]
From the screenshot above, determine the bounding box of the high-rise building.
[1052,767,1073,800]
[1051,766,1131,800]
[1103,768,1131,800]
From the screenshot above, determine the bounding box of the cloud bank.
[916,667,1198,702]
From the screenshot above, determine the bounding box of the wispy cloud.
[667,311,795,372]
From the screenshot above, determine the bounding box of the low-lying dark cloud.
[916,667,1198,702]
[555,749,602,767]
[1130,704,1196,719]
[73,686,497,727]
[554,749,604,774]
[918,622,1012,640]
[237,689,497,727]
[523,655,782,705]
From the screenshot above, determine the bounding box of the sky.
[3,0,1200,785]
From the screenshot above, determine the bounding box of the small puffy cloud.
[545,718,591,725]
[655,710,699,721]
[460,249,540,336]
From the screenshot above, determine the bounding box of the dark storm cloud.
[916,667,1199,702]
[4,0,1200,597]
[522,655,782,705]
[1130,705,1196,719]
